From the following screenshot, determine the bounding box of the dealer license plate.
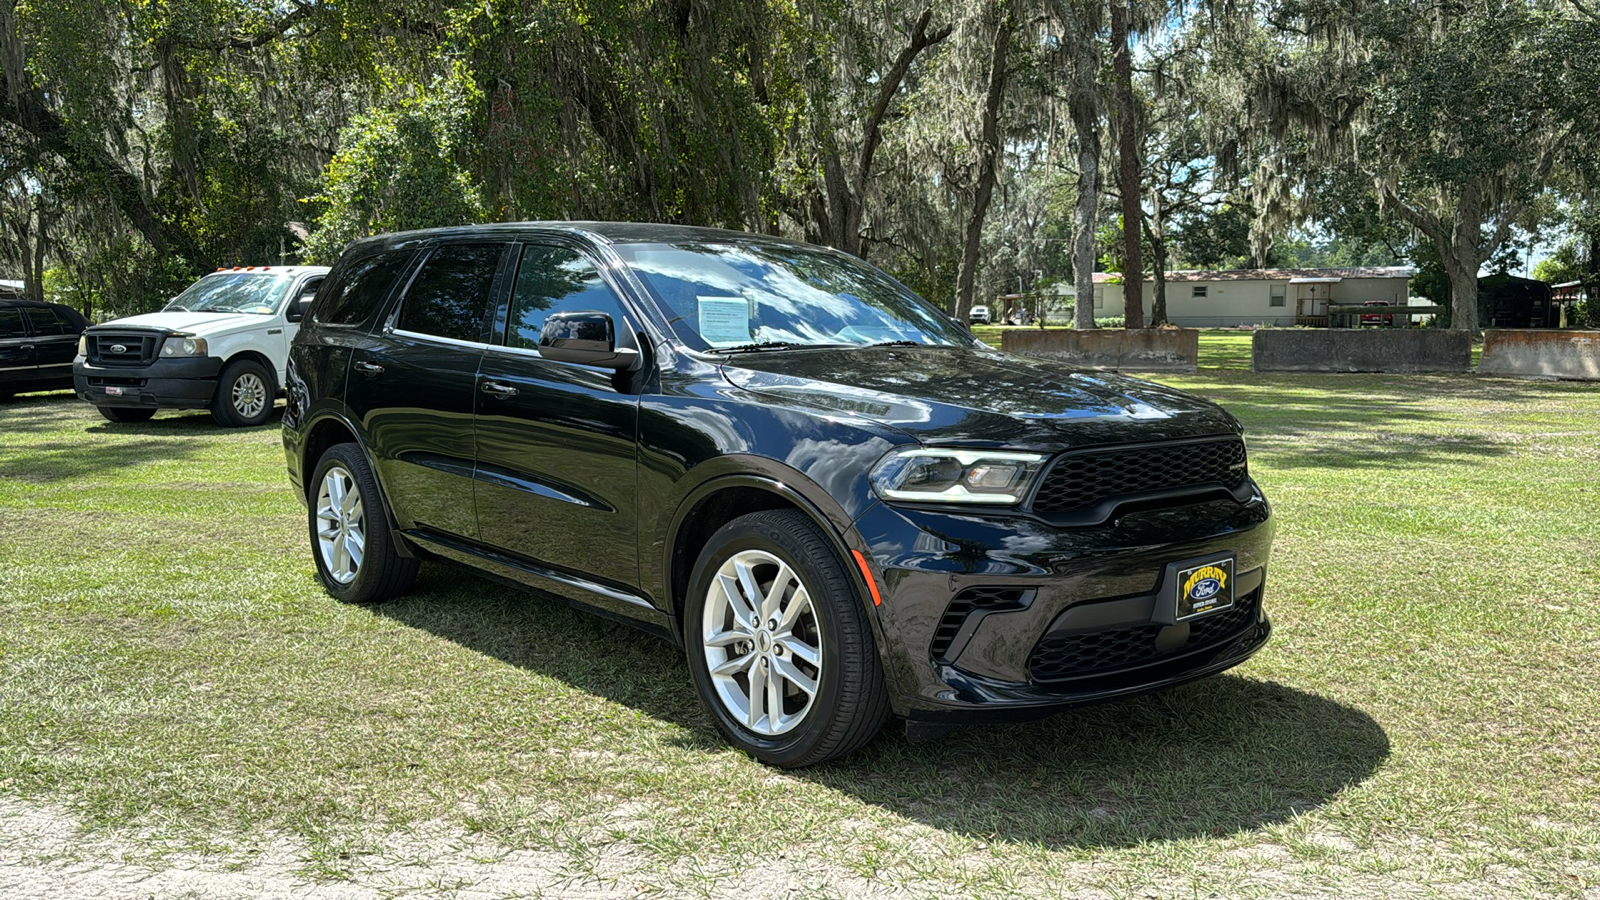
[1174,557,1235,621]
[105,386,124,397]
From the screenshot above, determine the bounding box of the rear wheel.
[97,406,155,423]
[308,443,418,604]
[211,358,274,427]
[685,510,889,768]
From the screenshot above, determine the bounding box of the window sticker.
[698,295,753,346]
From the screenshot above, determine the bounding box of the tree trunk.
[1068,46,1100,330]
[28,204,47,304]
[816,9,951,258]
[1445,195,1483,334]
[954,7,1014,322]
[1110,0,1143,329]
[1143,216,1168,325]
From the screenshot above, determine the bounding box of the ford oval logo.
[110,344,128,353]
[1190,577,1222,600]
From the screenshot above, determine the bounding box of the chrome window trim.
[388,327,491,351]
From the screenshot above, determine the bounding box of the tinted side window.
[51,307,84,332]
[22,307,67,336]
[0,308,24,338]
[397,244,504,342]
[313,250,413,327]
[506,246,630,351]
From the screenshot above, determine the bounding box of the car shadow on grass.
[0,395,282,481]
[375,569,1389,850]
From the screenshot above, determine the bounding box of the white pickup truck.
[74,266,329,426]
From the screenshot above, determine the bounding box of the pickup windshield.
[164,273,293,315]
[613,241,977,352]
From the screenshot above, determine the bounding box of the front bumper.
[856,486,1275,721]
[73,356,222,409]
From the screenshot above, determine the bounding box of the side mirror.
[285,293,315,323]
[538,311,639,369]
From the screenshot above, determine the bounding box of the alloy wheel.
[315,465,365,584]
[232,372,267,418]
[701,549,824,736]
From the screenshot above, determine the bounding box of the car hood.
[719,347,1240,450]
[88,311,270,335]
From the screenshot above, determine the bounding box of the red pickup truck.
[1359,300,1395,326]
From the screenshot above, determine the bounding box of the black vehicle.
[0,299,90,399]
[283,223,1273,767]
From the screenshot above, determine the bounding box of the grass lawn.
[1,359,1597,897]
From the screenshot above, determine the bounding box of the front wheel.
[97,406,155,423]
[685,510,889,767]
[211,358,274,427]
[307,443,418,604]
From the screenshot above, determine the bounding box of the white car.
[969,304,992,324]
[74,266,329,426]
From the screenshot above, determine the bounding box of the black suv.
[283,223,1273,767]
[0,299,89,399]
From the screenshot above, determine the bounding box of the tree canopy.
[2,0,1597,328]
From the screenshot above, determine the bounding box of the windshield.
[165,273,294,315]
[612,241,978,352]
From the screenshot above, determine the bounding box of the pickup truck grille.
[90,333,161,366]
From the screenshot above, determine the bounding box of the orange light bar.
[850,550,883,607]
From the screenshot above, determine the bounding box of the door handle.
[480,380,518,399]
[354,361,383,375]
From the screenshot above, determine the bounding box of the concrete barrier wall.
[1478,330,1600,380]
[1001,328,1199,373]
[1251,329,1471,373]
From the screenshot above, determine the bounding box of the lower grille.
[1027,590,1260,682]
[931,587,1030,662]
[91,333,160,365]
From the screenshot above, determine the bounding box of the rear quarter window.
[312,250,415,328]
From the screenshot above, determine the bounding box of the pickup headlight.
[77,335,88,356]
[870,448,1047,505]
[160,335,209,357]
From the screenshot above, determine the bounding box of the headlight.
[159,335,208,357]
[77,335,88,356]
[870,448,1047,505]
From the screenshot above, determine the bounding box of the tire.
[684,510,889,768]
[97,406,156,423]
[211,358,274,427]
[307,443,418,604]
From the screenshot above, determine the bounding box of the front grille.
[91,333,160,365]
[1030,438,1247,517]
[930,587,1029,662]
[1027,590,1260,682]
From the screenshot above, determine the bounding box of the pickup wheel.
[211,358,274,427]
[308,443,418,604]
[97,406,156,423]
